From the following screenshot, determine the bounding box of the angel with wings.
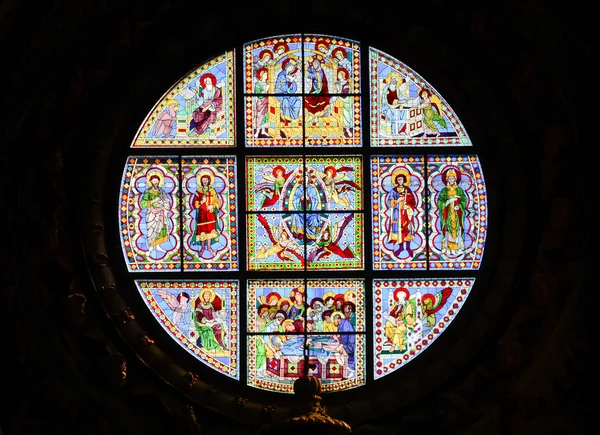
[313,165,359,208]
[421,287,452,327]
[252,165,291,208]
[156,290,191,326]
[307,214,355,263]
[253,215,304,265]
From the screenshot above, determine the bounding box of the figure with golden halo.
[436,166,467,257]
[253,67,270,137]
[385,167,417,258]
[383,288,415,353]
[192,170,221,257]
[274,56,301,122]
[305,54,331,124]
[190,72,223,135]
[381,73,417,135]
[193,288,226,353]
[140,168,171,258]
[332,67,353,137]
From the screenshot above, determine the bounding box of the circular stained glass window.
[116,33,487,394]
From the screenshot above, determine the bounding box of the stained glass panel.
[305,156,363,211]
[136,280,239,379]
[369,48,471,147]
[371,156,427,270]
[373,278,475,379]
[132,50,235,148]
[246,157,303,211]
[247,213,305,271]
[248,279,305,333]
[247,279,365,333]
[306,213,364,270]
[427,155,487,270]
[244,35,303,147]
[303,34,361,146]
[244,34,361,147]
[119,156,181,271]
[303,95,361,146]
[247,334,365,393]
[303,35,361,94]
[246,156,363,212]
[247,279,366,393]
[181,157,238,271]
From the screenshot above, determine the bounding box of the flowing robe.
[193,186,221,243]
[305,66,330,116]
[192,86,223,135]
[194,303,225,351]
[336,318,355,373]
[274,70,301,120]
[437,184,467,254]
[386,185,417,244]
[140,187,169,248]
[254,79,269,129]
[384,301,415,351]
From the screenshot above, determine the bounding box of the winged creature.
[421,287,453,327]
[156,290,191,325]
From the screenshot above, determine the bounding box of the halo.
[421,293,435,308]
[277,297,292,310]
[196,169,215,187]
[385,72,402,84]
[198,287,216,304]
[341,301,356,312]
[393,287,410,302]
[281,319,295,331]
[273,41,289,53]
[315,39,330,52]
[322,291,336,302]
[259,49,273,60]
[310,297,324,309]
[266,291,281,305]
[391,168,411,186]
[281,56,298,70]
[332,46,347,58]
[344,289,356,301]
[255,67,268,80]
[334,293,345,303]
[272,165,286,176]
[324,165,337,177]
[257,304,270,316]
[337,68,349,80]
[146,168,165,187]
[199,73,216,86]
[290,287,304,299]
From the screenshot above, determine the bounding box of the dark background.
[1,1,593,434]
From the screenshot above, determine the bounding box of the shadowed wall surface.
[1,1,592,434]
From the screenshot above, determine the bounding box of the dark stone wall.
[1,1,592,434]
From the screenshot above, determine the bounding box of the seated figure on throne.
[190,73,223,135]
[381,74,418,136]
[305,55,331,124]
[274,56,301,123]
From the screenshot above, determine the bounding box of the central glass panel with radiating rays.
[246,156,364,271]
